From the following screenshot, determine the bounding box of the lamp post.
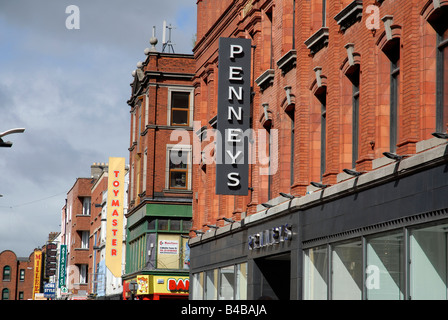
[0,128,25,147]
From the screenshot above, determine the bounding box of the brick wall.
[191,0,444,234]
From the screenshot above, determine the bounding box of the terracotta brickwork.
[127,52,195,212]
[192,0,447,234]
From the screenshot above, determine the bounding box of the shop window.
[170,219,181,231]
[182,220,192,232]
[192,272,204,300]
[219,266,235,300]
[158,219,169,231]
[235,263,248,300]
[366,231,404,300]
[331,240,362,300]
[147,219,156,230]
[205,270,218,300]
[410,223,448,300]
[303,246,328,300]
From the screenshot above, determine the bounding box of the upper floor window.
[166,145,192,190]
[422,1,448,133]
[2,289,9,300]
[82,197,91,215]
[2,266,11,281]
[81,231,89,249]
[19,269,25,281]
[168,88,194,127]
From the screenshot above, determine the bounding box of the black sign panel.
[216,37,251,195]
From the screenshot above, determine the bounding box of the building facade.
[122,42,195,300]
[59,162,128,300]
[0,250,37,300]
[61,176,94,299]
[88,163,129,300]
[189,0,448,300]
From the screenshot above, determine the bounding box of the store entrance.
[253,252,291,300]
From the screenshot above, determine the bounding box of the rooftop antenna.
[162,20,175,53]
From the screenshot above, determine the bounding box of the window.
[158,219,169,231]
[321,97,327,179]
[410,223,448,300]
[348,67,360,168]
[81,231,89,249]
[193,263,248,300]
[2,289,9,300]
[205,270,218,300]
[235,263,248,300]
[290,114,295,185]
[192,272,204,300]
[390,57,400,152]
[331,240,363,300]
[436,28,448,132]
[169,90,193,126]
[166,145,192,190]
[304,246,328,300]
[18,292,24,300]
[79,264,88,284]
[366,231,404,300]
[19,269,25,281]
[82,197,91,215]
[219,266,235,300]
[2,266,11,281]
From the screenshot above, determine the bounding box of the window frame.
[165,144,192,191]
[167,87,194,127]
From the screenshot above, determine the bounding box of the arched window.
[2,266,11,281]
[2,288,9,300]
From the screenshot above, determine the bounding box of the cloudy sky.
[0,0,197,256]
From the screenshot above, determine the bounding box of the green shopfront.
[123,203,192,300]
[189,140,448,300]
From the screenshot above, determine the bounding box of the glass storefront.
[366,231,404,300]
[410,224,448,300]
[331,240,362,300]
[303,246,328,300]
[304,221,448,300]
[192,263,247,300]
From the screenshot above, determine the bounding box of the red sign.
[167,278,189,292]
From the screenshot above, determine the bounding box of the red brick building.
[61,176,94,298]
[122,46,195,299]
[0,250,36,300]
[189,0,448,300]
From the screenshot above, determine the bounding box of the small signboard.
[44,283,56,299]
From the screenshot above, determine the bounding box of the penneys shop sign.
[216,37,252,195]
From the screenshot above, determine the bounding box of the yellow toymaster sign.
[136,275,189,295]
[105,157,126,278]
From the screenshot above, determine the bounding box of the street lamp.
[0,128,25,148]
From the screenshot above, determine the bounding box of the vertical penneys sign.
[106,157,125,278]
[216,37,251,195]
